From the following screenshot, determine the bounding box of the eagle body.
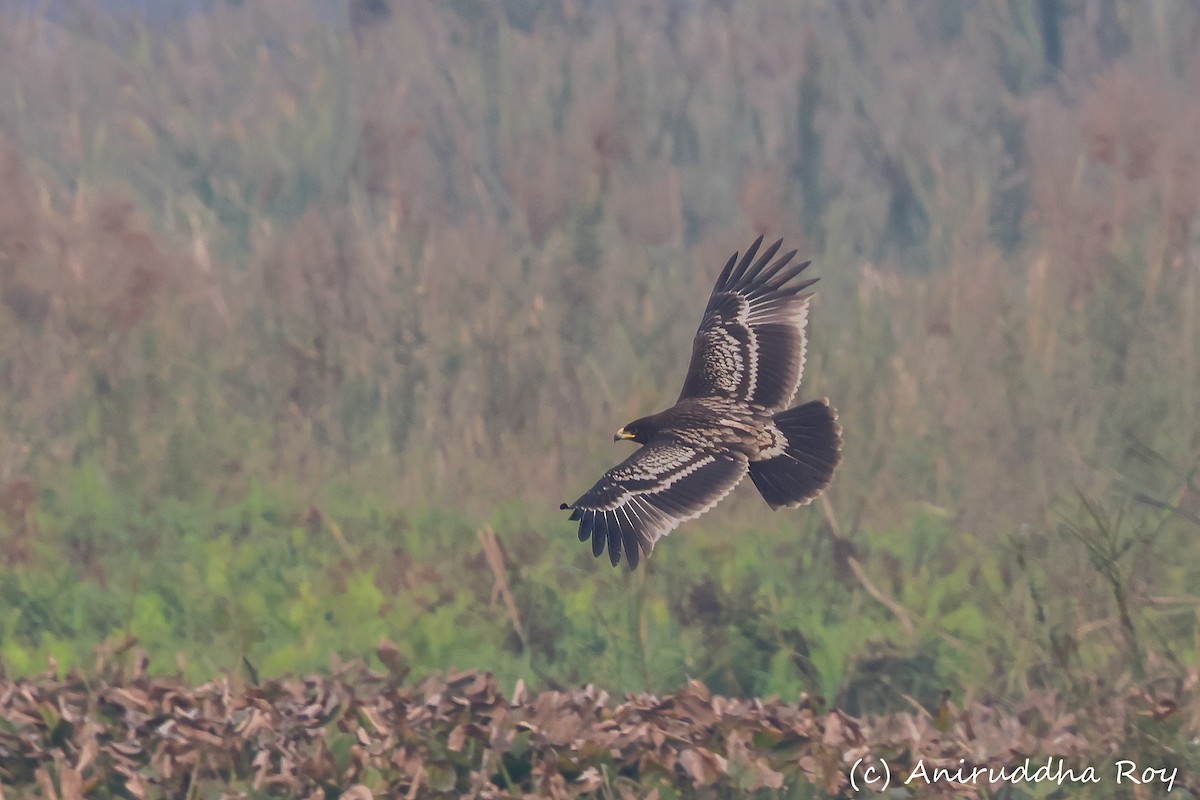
[620,397,766,454]
[562,237,842,569]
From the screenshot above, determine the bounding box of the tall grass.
[0,0,1198,705]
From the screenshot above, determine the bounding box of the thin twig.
[821,495,915,637]
[478,525,527,647]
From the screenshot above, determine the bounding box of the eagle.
[561,236,841,570]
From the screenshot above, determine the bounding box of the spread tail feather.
[749,399,841,509]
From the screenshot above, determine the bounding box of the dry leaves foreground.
[0,647,1195,798]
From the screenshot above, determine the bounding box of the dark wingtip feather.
[578,510,596,544]
[753,249,798,286]
[620,518,641,570]
[714,252,739,291]
[591,515,606,557]
[762,274,819,300]
[593,511,610,559]
[737,238,784,287]
[726,235,764,287]
[743,257,818,303]
[768,260,815,289]
[607,519,622,567]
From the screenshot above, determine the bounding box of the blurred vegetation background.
[0,0,1198,717]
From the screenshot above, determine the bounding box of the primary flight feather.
[561,236,842,569]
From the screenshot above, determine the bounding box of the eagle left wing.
[560,438,748,569]
[677,236,818,412]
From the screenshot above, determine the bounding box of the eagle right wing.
[561,438,747,569]
[677,237,818,413]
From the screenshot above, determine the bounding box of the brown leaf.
[756,758,784,790]
[447,723,467,752]
[541,711,584,746]
[376,639,410,681]
[120,770,147,800]
[75,736,98,773]
[822,712,844,748]
[54,758,84,800]
[677,747,726,786]
[35,768,59,800]
[358,704,388,736]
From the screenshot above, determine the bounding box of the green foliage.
[7,457,1193,716]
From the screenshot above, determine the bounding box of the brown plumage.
[561,236,842,569]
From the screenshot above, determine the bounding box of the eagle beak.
[614,427,635,442]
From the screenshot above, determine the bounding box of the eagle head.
[615,415,657,444]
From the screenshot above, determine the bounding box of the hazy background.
[0,0,1198,713]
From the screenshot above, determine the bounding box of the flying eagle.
[561,236,841,570]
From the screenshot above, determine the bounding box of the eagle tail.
[749,399,841,510]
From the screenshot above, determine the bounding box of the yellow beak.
[614,427,635,442]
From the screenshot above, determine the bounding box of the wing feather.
[737,237,783,286]
[591,512,605,557]
[678,238,817,411]
[713,251,739,292]
[721,235,763,290]
[606,512,622,567]
[751,248,800,286]
[563,438,748,569]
